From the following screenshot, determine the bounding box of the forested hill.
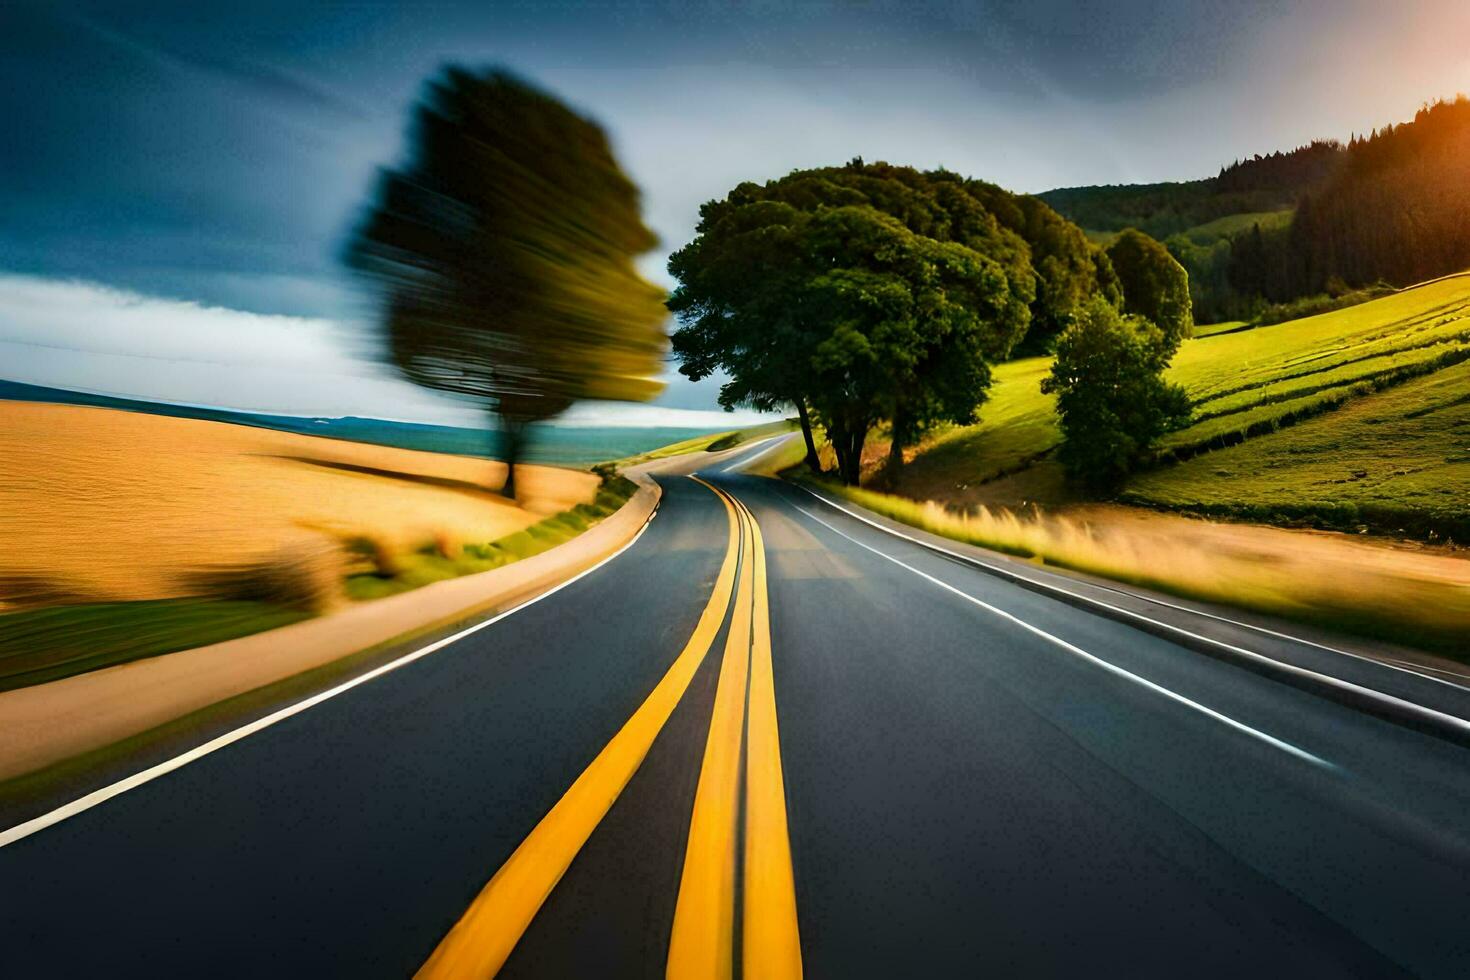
[1037,140,1342,241]
[1282,97,1470,291]
[1038,97,1470,323]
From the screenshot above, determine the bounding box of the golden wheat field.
[0,402,599,608]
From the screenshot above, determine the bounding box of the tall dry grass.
[822,481,1470,654]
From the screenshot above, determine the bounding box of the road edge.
[790,480,1470,750]
[0,476,661,787]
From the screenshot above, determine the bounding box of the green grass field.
[893,272,1470,535]
[0,600,310,693]
[1124,358,1470,539]
[1192,320,1250,338]
[1079,209,1289,250]
[894,357,1060,499]
[1179,209,1292,244]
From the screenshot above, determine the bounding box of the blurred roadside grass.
[807,477,1470,657]
[0,601,311,694]
[342,472,637,601]
[0,473,639,692]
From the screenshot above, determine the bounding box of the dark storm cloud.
[2,0,1464,416]
[0,0,1278,313]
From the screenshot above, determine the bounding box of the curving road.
[3,438,1470,977]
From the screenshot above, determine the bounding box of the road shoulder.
[0,475,660,802]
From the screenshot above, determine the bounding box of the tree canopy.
[670,160,1108,483]
[345,66,667,497]
[1041,298,1190,492]
[1105,228,1194,350]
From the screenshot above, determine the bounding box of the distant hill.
[0,380,729,466]
[1037,140,1342,242]
[1040,100,1470,324]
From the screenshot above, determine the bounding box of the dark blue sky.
[2,0,1465,420]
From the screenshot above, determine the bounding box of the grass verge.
[800,476,1470,657]
[0,472,641,692]
[0,600,310,693]
[342,472,639,601]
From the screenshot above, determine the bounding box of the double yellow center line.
[667,480,802,979]
[416,477,801,979]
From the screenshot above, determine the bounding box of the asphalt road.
[4,440,1470,978]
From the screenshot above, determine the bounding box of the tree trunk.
[838,424,865,486]
[826,418,868,486]
[498,417,528,501]
[828,422,851,484]
[794,399,821,472]
[886,409,908,483]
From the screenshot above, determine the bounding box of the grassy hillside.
[891,273,1470,538]
[1179,209,1291,244]
[1125,357,1470,539]
[1193,320,1251,338]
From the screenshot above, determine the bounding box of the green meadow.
[1177,209,1292,244]
[893,272,1470,538]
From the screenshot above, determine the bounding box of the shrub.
[1105,228,1194,350]
[706,432,741,452]
[183,541,342,613]
[1251,282,1395,326]
[1042,299,1190,492]
[342,533,403,577]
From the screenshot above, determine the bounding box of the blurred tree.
[345,67,667,499]
[1105,228,1194,351]
[1041,298,1190,492]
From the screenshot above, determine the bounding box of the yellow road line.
[736,495,804,980]
[416,480,741,980]
[666,480,754,980]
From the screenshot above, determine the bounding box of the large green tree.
[800,207,1032,483]
[670,162,1065,484]
[1105,228,1195,350]
[345,67,667,499]
[669,198,826,469]
[963,181,1117,350]
[1041,298,1190,492]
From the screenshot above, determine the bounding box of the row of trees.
[1036,142,1340,245]
[1230,97,1470,302]
[671,162,1193,489]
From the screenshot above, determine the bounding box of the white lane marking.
[791,503,1332,769]
[0,509,660,849]
[797,485,1470,697]
[1381,658,1470,690]
[721,434,795,474]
